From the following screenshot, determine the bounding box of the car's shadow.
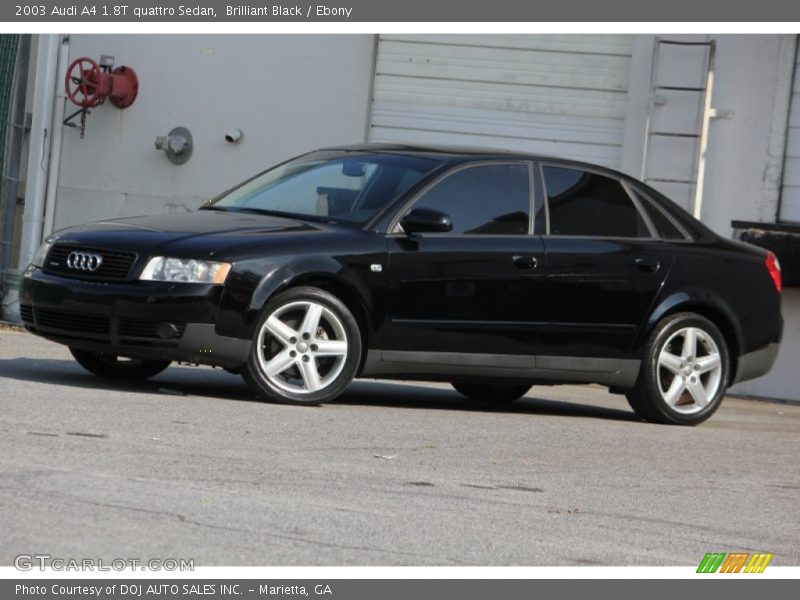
[0,357,639,422]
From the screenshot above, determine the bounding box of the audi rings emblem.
[66,251,103,271]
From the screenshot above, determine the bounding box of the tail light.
[765,251,782,293]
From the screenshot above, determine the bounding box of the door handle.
[635,257,661,273]
[512,255,538,270]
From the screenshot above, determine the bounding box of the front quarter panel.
[215,232,387,346]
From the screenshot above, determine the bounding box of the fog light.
[156,322,179,339]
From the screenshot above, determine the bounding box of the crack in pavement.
[0,482,467,565]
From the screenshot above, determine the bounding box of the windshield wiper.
[235,207,294,217]
[199,205,285,217]
[200,205,340,224]
[233,207,339,223]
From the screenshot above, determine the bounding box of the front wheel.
[241,286,362,405]
[452,382,531,402]
[69,348,171,380]
[626,313,729,425]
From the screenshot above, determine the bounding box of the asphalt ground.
[1,328,798,566]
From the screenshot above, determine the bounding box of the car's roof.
[318,142,627,179]
[321,142,520,157]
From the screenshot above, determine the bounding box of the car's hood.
[51,210,322,258]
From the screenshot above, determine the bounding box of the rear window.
[543,166,649,238]
[633,190,688,240]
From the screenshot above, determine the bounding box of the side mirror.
[400,208,453,234]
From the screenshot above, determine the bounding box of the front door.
[383,162,545,367]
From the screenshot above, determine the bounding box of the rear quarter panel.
[641,238,781,358]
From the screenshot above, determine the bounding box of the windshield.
[205,150,443,224]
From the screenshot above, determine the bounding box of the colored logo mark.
[697,552,773,573]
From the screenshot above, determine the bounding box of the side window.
[408,164,530,235]
[633,190,688,240]
[543,166,649,238]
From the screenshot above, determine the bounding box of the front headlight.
[139,257,231,284]
[30,238,55,268]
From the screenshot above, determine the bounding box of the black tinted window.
[634,191,687,240]
[409,164,530,235]
[543,167,648,238]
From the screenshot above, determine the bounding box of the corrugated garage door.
[780,43,800,222]
[368,34,634,169]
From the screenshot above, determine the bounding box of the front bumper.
[19,268,250,368]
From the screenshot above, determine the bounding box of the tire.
[241,286,362,405]
[69,348,171,381]
[626,312,730,425]
[452,382,531,403]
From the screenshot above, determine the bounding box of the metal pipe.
[42,34,69,238]
[18,34,59,269]
[692,40,717,221]
[0,35,31,298]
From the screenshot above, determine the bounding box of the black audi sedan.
[20,144,783,425]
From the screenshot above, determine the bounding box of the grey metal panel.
[780,44,800,222]
[783,157,800,187]
[369,34,633,169]
[379,34,635,56]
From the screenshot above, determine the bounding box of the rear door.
[536,164,676,364]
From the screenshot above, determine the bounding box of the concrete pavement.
[1,328,798,566]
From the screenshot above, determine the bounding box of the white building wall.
[699,36,794,234]
[50,34,375,232]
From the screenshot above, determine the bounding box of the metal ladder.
[642,38,728,220]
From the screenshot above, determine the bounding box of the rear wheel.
[452,382,531,403]
[69,348,171,380]
[241,286,362,405]
[627,312,729,425]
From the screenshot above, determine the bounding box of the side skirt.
[359,350,640,390]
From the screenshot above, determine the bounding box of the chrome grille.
[43,244,137,281]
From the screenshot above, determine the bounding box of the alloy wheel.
[656,326,723,415]
[255,300,349,394]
